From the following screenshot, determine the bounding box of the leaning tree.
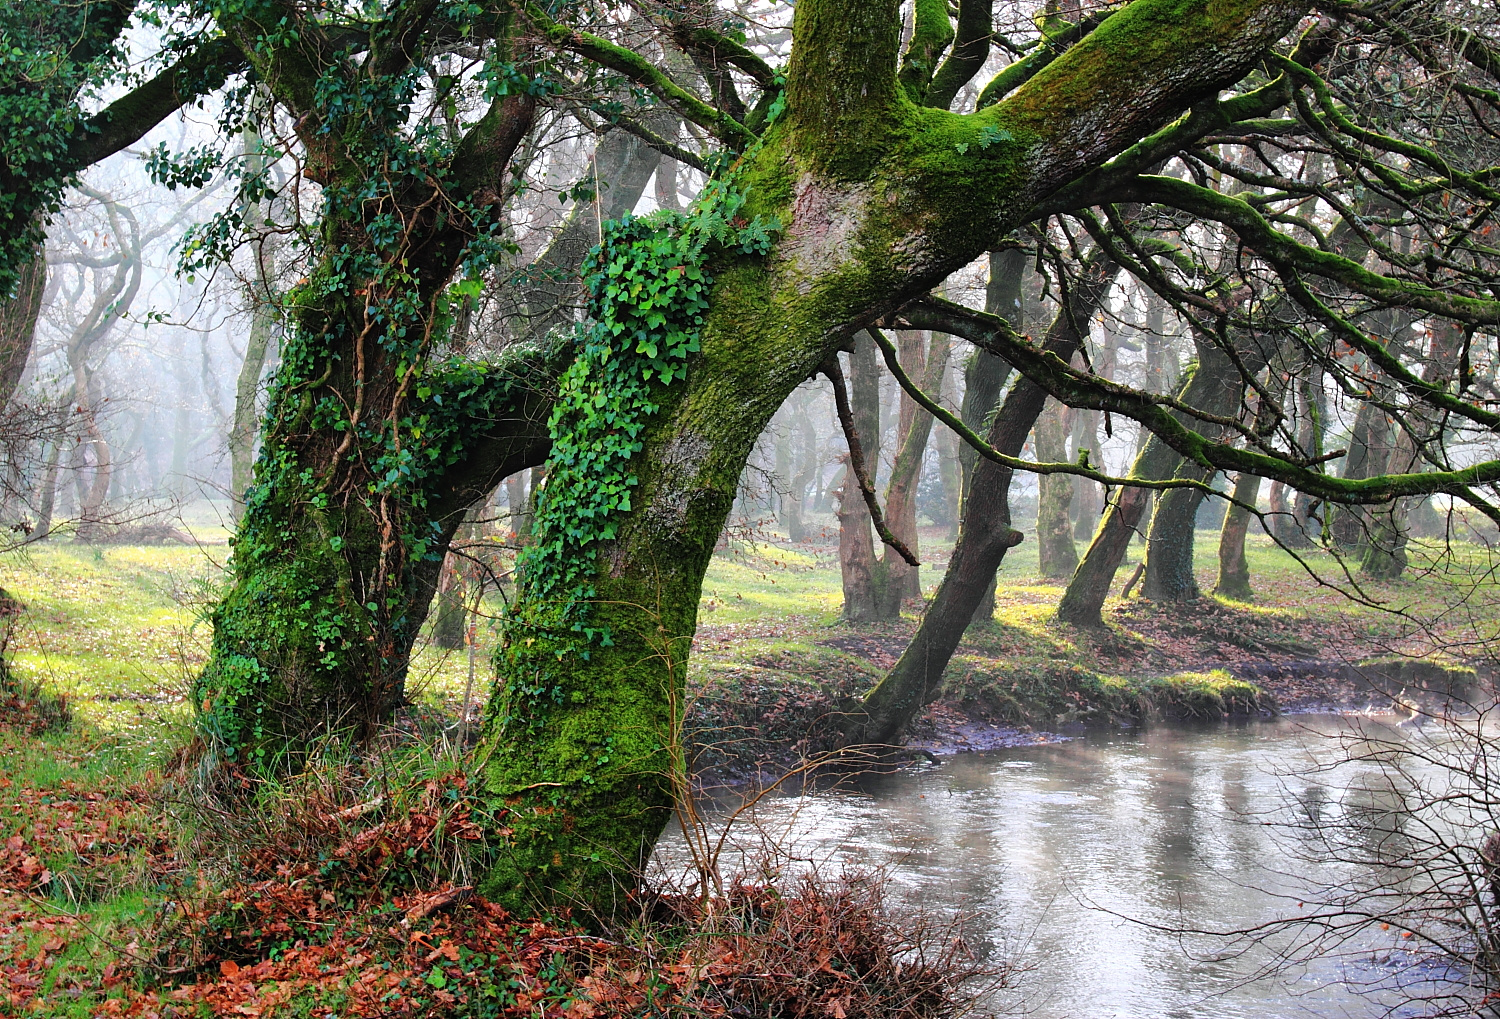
[180,0,1500,916]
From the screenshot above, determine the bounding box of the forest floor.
[0,510,1494,1014]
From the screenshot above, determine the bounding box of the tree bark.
[1214,470,1261,599]
[839,333,885,621]
[1034,397,1078,578]
[1139,467,1211,602]
[1055,440,1175,625]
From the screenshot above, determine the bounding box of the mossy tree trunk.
[430,511,478,650]
[1214,471,1261,599]
[1139,470,1212,602]
[475,0,1308,911]
[195,9,552,767]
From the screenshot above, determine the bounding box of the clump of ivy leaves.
[183,52,559,765]
[496,177,779,723]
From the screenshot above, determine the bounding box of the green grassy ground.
[2,516,1494,731]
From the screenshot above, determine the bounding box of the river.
[654,715,1469,1018]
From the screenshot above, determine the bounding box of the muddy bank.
[685,623,1494,778]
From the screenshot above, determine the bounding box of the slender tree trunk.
[79,422,111,532]
[840,334,885,621]
[504,471,529,541]
[1280,367,1324,547]
[1215,471,1261,599]
[0,239,45,410]
[877,330,952,612]
[230,295,277,521]
[31,441,60,540]
[959,248,1022,624]
[935,411,961,538]
[430,512,477,650]
[230,103,281,523]
[1329,399,1389,547]
[1034,397,1078,578]
[774,412,797,536]
[787,400,817,542]
[1072,410,1102,538]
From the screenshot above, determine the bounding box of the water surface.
[655,716,1439,1018]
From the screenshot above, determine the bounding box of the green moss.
[944,659,1275,725]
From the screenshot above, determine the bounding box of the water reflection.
[653,716,1429,1018]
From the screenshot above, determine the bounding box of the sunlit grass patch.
[0,542,214,728]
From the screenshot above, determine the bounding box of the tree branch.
[522,3,754,146]
[823,354,921,567]
[67,37,247,170]
[909,296,1500,506]
[925,0,995,110]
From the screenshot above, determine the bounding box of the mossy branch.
[1028,18,1337,217]
[522,3,755,146]
[667,24,778,89]
[1124,175,1500,326]
[898,0,956,101]
[66,37,247,170]
[974,11,1106,109]
[574,108,709,173]
[924,0,996,110]
[866,325,1224,497]
[906,296,1500,511]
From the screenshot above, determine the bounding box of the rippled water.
[653,716,1447,1018]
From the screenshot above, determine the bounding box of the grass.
[3,515,1495,738]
